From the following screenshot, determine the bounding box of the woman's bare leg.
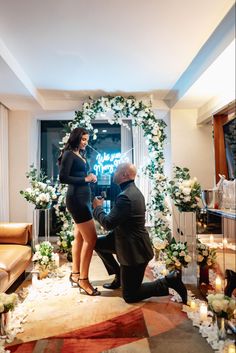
[77,219,97,294]
[71,224,83,282]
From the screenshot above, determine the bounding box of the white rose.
[183,188,191,195]
[39,193,47,202]
[184,255,191,262]
[212,299,224,313]
[152,136,159,143]
[184,196,191,202]
[42,256,49,264]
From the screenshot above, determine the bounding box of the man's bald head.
[113,163,137,185]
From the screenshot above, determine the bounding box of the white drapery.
[121,121,133,163]
[0,104,9,221]
[132,125,152,225]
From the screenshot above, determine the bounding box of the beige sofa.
[0,222,33,292]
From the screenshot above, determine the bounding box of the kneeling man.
[93,163,187,304]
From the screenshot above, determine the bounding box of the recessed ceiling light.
[102,129,107,133]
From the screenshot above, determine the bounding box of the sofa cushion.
[0,223,32,245]
[0,244,32,273]
[0,269,8,292]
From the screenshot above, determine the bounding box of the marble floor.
[7,253,214,353]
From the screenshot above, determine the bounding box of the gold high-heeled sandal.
[78,278,101,296]
[69,272,80,287]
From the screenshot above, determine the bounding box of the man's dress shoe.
[165,270,187,304]
[103,277,121,290]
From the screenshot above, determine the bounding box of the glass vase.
[216,316,227,341]
[178,211,197,285]
[199,264,209,285]
[38,268,49,280]
[154,249,160,261]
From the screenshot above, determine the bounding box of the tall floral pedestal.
[33,208,51,247]
[177,210,197,285]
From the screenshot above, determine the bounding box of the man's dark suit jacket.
[93,180,154,266]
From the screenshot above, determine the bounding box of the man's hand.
[93,196,104,208]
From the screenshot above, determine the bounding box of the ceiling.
[0,0,235,113]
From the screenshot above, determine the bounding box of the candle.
[228,344,236,353]
[209,234,214,243]
[199,303,208,321]
[32,271,38,287]
[54,253,60,267]
[222,238,228,247]
[190,300,197,312]
[162,268,168,276]
[215,276,222,293]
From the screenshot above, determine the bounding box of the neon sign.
[93,152,129,175]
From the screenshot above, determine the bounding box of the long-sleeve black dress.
[59,150,93,223]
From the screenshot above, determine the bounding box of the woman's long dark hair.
[58,127,89,165]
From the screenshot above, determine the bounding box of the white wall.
[0,104,9,221]
[8,111,37,222]
[170,109,215,189]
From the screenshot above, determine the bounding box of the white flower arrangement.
[163,238,192,270]
[0,293,18,313]
[168,166,201,212]
[20,165,58,209]
[197,240,217,268]
[58,95,171,251]
[207,293,236,319]
[32,241,57,271]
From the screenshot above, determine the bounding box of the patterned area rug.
[9,301,188,353]
[6,255,214,353]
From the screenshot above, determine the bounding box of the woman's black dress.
[59,150,92,224]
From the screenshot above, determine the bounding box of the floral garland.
[57,95,171,252]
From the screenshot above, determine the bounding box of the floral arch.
[56,95,171,254]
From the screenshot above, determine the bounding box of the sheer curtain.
[0,104,9,221]
[121,120,133,163]
[132,125,152,225]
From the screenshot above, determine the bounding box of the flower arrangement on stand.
[0,293,18,337]
[197,240,217,285]
[207,293,236,340]
[168,166,201,212]
[20,165,57,209]
[163,237,192,272]
[32,241,57,278]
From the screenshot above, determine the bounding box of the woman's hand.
[85,173,97,183]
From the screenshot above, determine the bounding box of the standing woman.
[58,127,100,296]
